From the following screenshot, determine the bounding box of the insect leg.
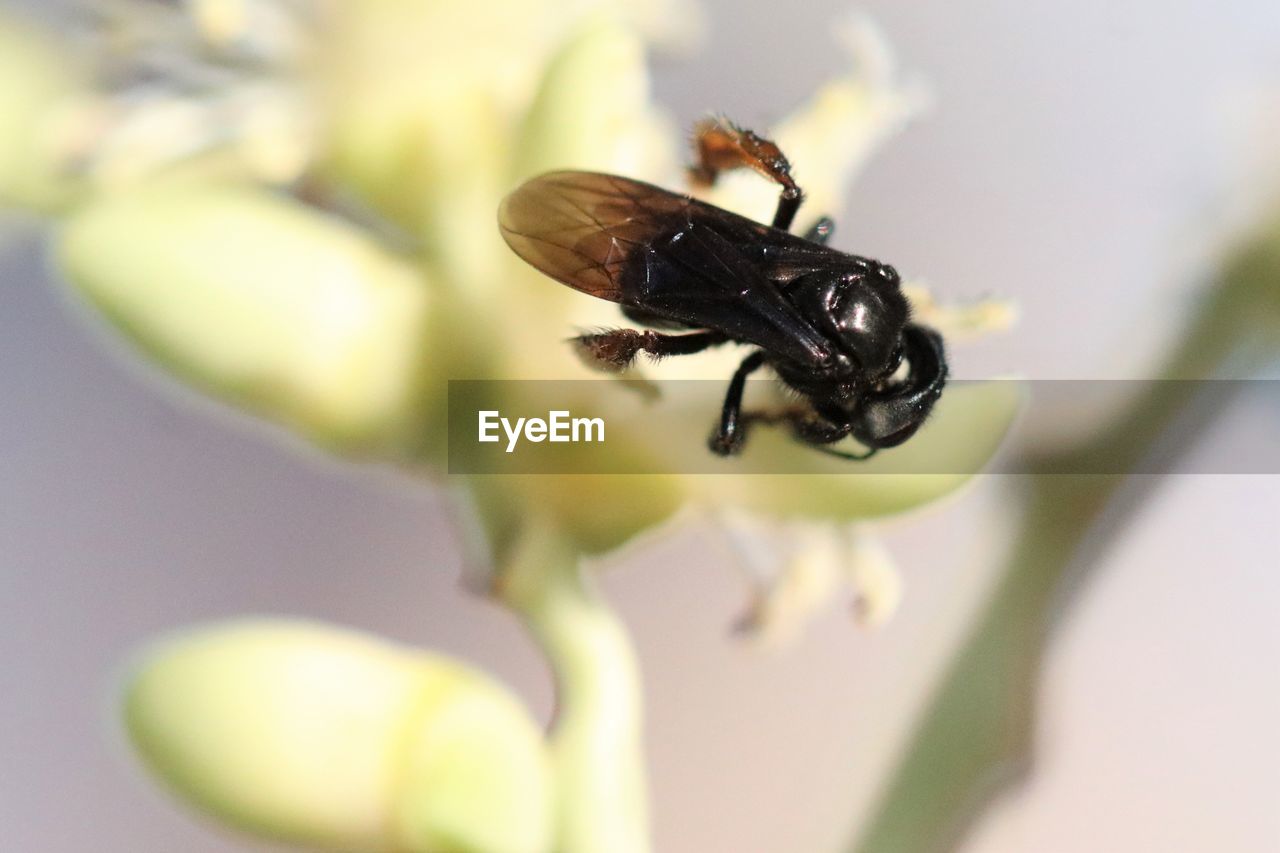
[572,328,727,372]
[708,350,768,455]
[793,414,876,460]
[688,118,805,232]
[716,402,878,461]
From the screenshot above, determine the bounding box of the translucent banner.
[445,380,1278,475]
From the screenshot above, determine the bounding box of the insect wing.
[498,171,692,302]
[632,220,836,367]
[500,171,838,368]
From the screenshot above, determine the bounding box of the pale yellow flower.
[124,619,553,853]
[0,2,1020,850]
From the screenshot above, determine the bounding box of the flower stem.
[850,212,1280,853]
[499,518,650,853]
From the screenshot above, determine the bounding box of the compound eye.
[876,263,899,283]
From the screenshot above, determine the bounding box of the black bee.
[498,118,946,460]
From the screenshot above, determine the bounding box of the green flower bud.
[124,619,554,853]
[56,180,432,452]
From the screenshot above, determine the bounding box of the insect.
[498,118,947,460]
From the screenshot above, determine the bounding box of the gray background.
[3,0,1279,851]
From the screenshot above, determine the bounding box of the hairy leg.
[573,328,728,372]
[689,118,805,231]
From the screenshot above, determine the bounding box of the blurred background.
[2,0,1278,851]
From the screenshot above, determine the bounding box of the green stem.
[851,214,1280,853]
[499,518,650,853]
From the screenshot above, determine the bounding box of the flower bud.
[57,180,432,452]
[124,619,554,853]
